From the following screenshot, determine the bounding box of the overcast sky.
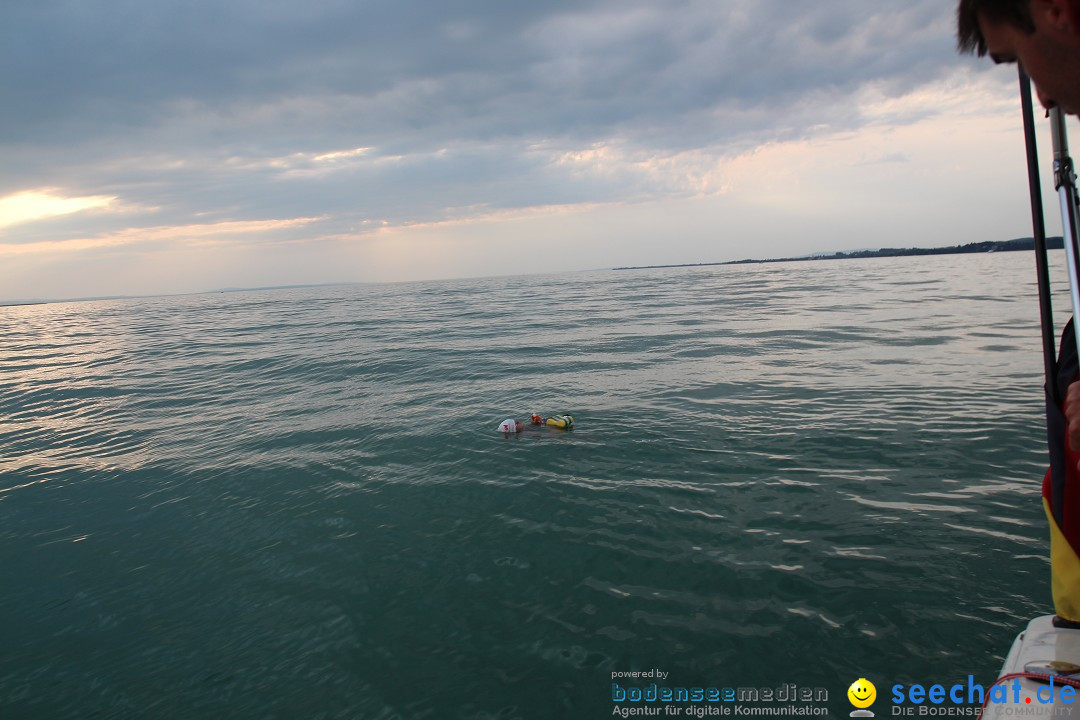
[0,0,1061,300]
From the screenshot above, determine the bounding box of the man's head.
[957,0,1035,56]
[957,0,1080,114]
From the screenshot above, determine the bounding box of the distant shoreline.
[612,237,1065,271]
[3,239,1065,306]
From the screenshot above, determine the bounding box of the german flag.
[1045,320,1080,622]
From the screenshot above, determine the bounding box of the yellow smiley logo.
[848,678,876,709]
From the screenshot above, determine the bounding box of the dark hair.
[957,0,1035,55]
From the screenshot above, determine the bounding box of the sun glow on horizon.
[0,216,323,258]
[0,190,117,230]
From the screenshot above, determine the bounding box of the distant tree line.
[613,237,1065,271]
[813,237,1064,261]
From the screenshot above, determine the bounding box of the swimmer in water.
[498,414,572,434]
[497,415,545,434]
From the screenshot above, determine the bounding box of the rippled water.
[0,252,1066,718]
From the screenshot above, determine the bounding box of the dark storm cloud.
[0,0,972,239]
[2,0,958,142]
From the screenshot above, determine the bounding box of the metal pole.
[1020,69,1060,404]
[1051,106,1080,363]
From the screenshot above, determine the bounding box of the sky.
[0,0,1064,301]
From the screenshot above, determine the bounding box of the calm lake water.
[0,251,1067,718]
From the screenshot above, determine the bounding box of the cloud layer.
[0,0,1028,298]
